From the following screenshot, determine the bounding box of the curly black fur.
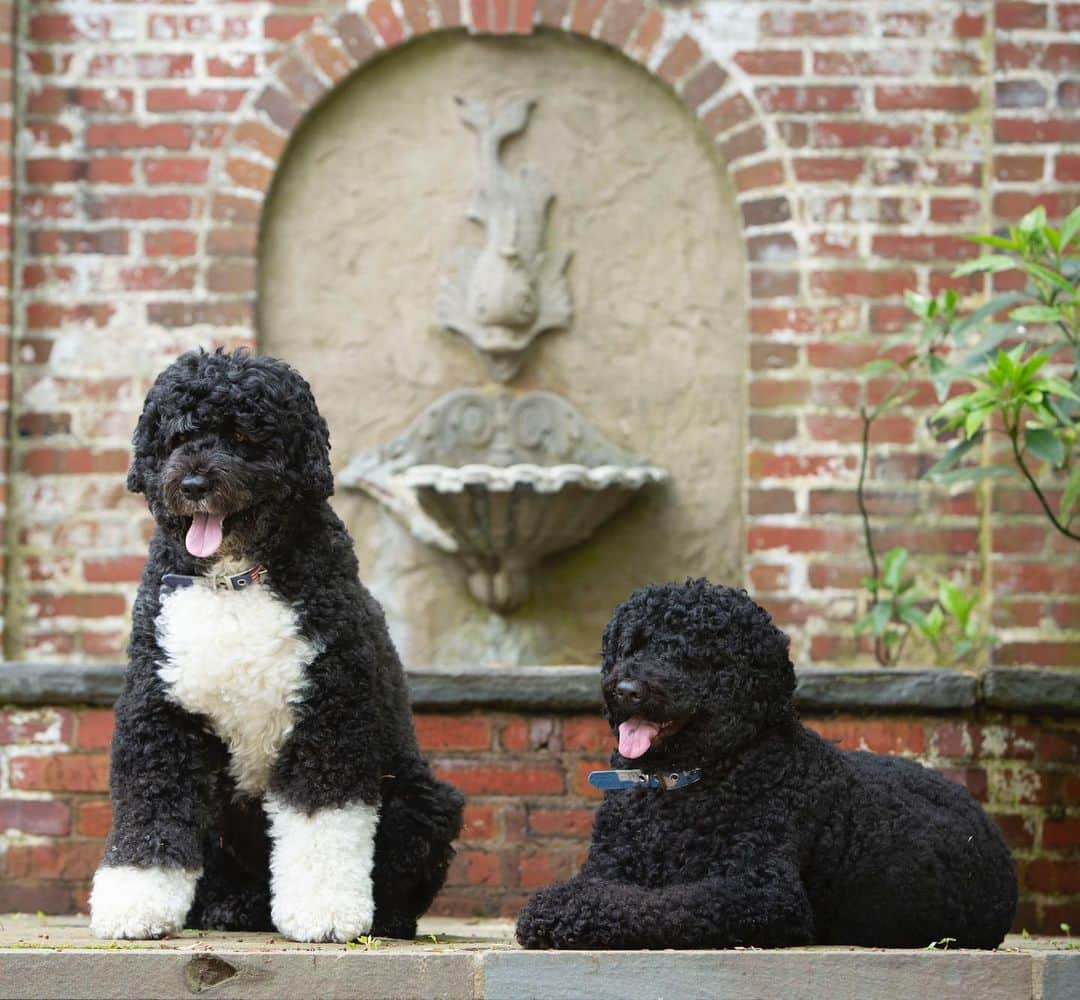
[102,348,463,938]
[516,580,1017,950]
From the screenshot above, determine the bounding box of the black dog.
[517,580,1017,949]
[89,349,463,942]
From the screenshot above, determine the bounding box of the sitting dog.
[517,580,1017,949]
[89,349,463,942]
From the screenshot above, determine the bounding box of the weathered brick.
[415,715,492,751]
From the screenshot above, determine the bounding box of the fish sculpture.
[437,96,573,382]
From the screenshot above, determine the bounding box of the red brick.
[368,0,406,46]
[758,86,860,113]
[7,842,103,881]
[628,8,663,62]
[460,805,496,841]
[996,2,1047,29]
[83,556,145,584]
[0,799,71,836]
[936,766,989,801]
[562,717,612,753]
[518,848,580,888]
[85,124,191,150]
[570,0,605,35]
[657,36,702,85]
[1025,859,1080,894]
[528,807,596,838]
[449,850,505,887]
[77,800,112,838]
[794,157,864,182]
[415,715,492,752]
[10,754,109,793]
[75,710,114,751]
[761,11,866,36]
[810,269,916,299]
[1043,819,1080,852]
[89,194,192,221]
[572,759,611,797]
[995,118,1080,144]
[734,50,802,76]
[876,85,979,111]
[991,813,1036,850]
[22,449,129,476]
[812,121,924,149]
[870,235,979,261]
[264,14,317,41]
[748,526,860,553]
[435,764,563,796]
[0,882,73,915]
[732,160,785,192]
[809,719,926,755]
[144,229,197,257]
[0,709,73,745]
[144,157,210,185]
[596,0,642,46]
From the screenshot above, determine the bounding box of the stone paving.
[1,915,1078,999]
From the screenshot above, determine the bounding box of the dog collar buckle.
[161,564,268,592]
[587,768,702,792]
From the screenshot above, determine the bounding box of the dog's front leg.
[90,683,219,939]
[264,655,382,943]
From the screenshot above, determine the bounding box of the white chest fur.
[155,582,318,795]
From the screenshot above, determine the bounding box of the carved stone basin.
[339,390,667,612]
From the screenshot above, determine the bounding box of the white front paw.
[265,795,379,943]
[271,878,375,943]
[89,865,200,939]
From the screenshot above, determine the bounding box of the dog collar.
[588,768,702,792]
[161,564,268,592]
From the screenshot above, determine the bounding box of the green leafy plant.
[854,204,1080,665]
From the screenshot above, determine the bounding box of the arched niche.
[259,28,748,666]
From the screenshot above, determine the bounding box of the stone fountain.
[342,96,667,612]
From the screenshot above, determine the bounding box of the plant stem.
[857,407,880,583]
[857,406,890,666]
[1007,423,1080,541]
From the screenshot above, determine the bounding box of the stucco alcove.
[259,28,748,667]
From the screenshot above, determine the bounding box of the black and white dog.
[89,349,463,942]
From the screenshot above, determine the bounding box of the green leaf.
[1059,205,1080,252]
[905,290,935,319]
[897,603,928,629]
[918,604,945,641]
[882,547,909,591]
[1010,304,1063,324]
[925,437,979,479]
[926,465,1014,486]
[1060,463,1080,523]
[1025,426,1067,466]
[952,293,1024,339]
[952,255,1017,277]
[969,234,1019,252]
[1019,205,1047,233]
[1020,260,1076,295]
[860,358,903,378]
[964,406,993,438]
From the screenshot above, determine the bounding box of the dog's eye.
[232,431,249,444]
[175,432,192,446]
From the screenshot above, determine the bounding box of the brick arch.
[201,0,797,350]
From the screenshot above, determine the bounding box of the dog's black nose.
[616,679,643,704]
[179,474,211,500]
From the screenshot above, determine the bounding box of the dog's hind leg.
[188,796,273,932]
[370,768,465,940]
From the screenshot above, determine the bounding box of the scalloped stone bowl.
[401,463,667,611]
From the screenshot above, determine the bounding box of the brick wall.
[0,705,1076,934]
[0,0,1075,667]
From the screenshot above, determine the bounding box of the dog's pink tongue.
[618,718,660,760]
[186,512,224,558]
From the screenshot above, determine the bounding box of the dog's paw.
[89,865,200,939]
[516,881,595,950]
[271,881,375,943]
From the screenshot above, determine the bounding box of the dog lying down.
[517,580,1017,950]
[89,349,463,942]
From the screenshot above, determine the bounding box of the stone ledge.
[0,662,1078,716]
[0,918,1076,1000]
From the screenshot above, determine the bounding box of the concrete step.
[0,916,1076,1000]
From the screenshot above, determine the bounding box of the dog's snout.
[179,473,212,500]
[616,679,644,705]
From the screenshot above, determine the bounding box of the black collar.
[161,564,268,592]
[588,768,702,792]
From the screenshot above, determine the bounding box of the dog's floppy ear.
[126,396,159,495]
[298,405,334,500]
